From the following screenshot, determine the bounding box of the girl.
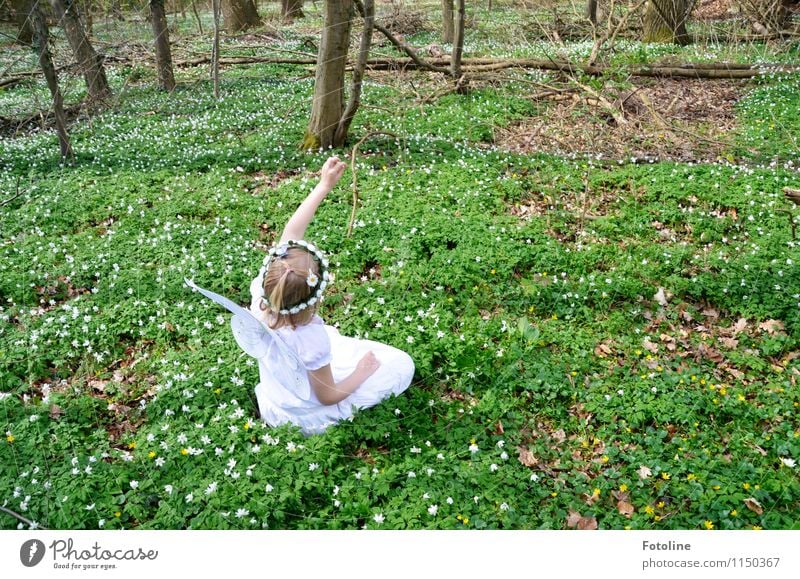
[248,156,415,435]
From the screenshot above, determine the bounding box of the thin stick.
[347,131,399,237]
[0,505,47,529]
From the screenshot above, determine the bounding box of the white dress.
[248,276,414,435]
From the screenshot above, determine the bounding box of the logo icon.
[20,539,46,567]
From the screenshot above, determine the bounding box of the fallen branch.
[354,0,450,75]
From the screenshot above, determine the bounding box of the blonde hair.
[260,247,320,329]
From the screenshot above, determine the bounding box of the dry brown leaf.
[566,510,582,528]
[617,500,635,517]
[637,465,652,479]
[744,497,764,515]
[494,420,505,435]
[719,337,739,349]
[726,367,745,380]
[517,446,538,467]
[594,343,613,358]
[643,337,659,353]
[697,343,724,363]
[552,429,567,444]
[578,516,598,530]
[654,287,669,307]
[49,404,64,420]
[88,379,108,393]
[702,308,719,319]
[759,320,785,335]
[733,318,748,335]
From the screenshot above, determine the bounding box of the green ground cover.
[1,2,799,530]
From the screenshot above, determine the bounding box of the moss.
[301,128,321,151]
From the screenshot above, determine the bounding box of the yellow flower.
[601,456,609,463]
[5,435,14,443]
[730,510,738,517]
[686,474,697,481]
[654,515,662,522]
[244,421,251,430]
[661,472,671,480]
[742,483,750,490]
[128,442,136,449]
[114,512,121,518]
[752,526,762,530]
[657,501,665,509]
[592,488,601,497]
[644,505,655,515]
[571,371,577,376]
[712,485,721,491]
[619,484,628,492]
[737,394,745,401]
[550,492,558,498]
[703,520,714,530]
[214,388,221,395]
[148,451,156,459]
[181,448,189,456]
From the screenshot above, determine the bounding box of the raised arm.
[279,156,347,243]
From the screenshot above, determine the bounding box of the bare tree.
[29,0,72,159]
[334,0,374,145]
[282,0,304,21]
[303,0,354,149]
[451,0,465,87]
[49,0,111,100]
[221,0,261,34]
[150,0,175,91]
[442,0,454,43]
[213,0,221,98]
[642,0,695,44]
[12,0,34,44]
[586,0,598,26]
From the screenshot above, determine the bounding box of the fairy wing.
[184,278,311,400]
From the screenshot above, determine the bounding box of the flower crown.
[259,240,330,316]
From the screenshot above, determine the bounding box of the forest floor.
[1,1,799,532]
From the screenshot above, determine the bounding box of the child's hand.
[318,156,347,191]
[355,351,381,379]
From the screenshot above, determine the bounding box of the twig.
[0,505,47,529]
[347,131,399,237]
[574,80,628,126]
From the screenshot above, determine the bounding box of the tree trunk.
[81,0,93,35]
[221,0,261,34]
[13,0,34,45]
[442,0,454,43]
[282,0,304,20]
[29,0,73,159]
[334,0,373,146]
[49,0,111,100]
[586,0,598,26]
[212,0,221,98]
[451,0,465,87]
[191,0,204,33]
[303,0,353,150]
[150,0,176,91]
[643,0,693,44]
